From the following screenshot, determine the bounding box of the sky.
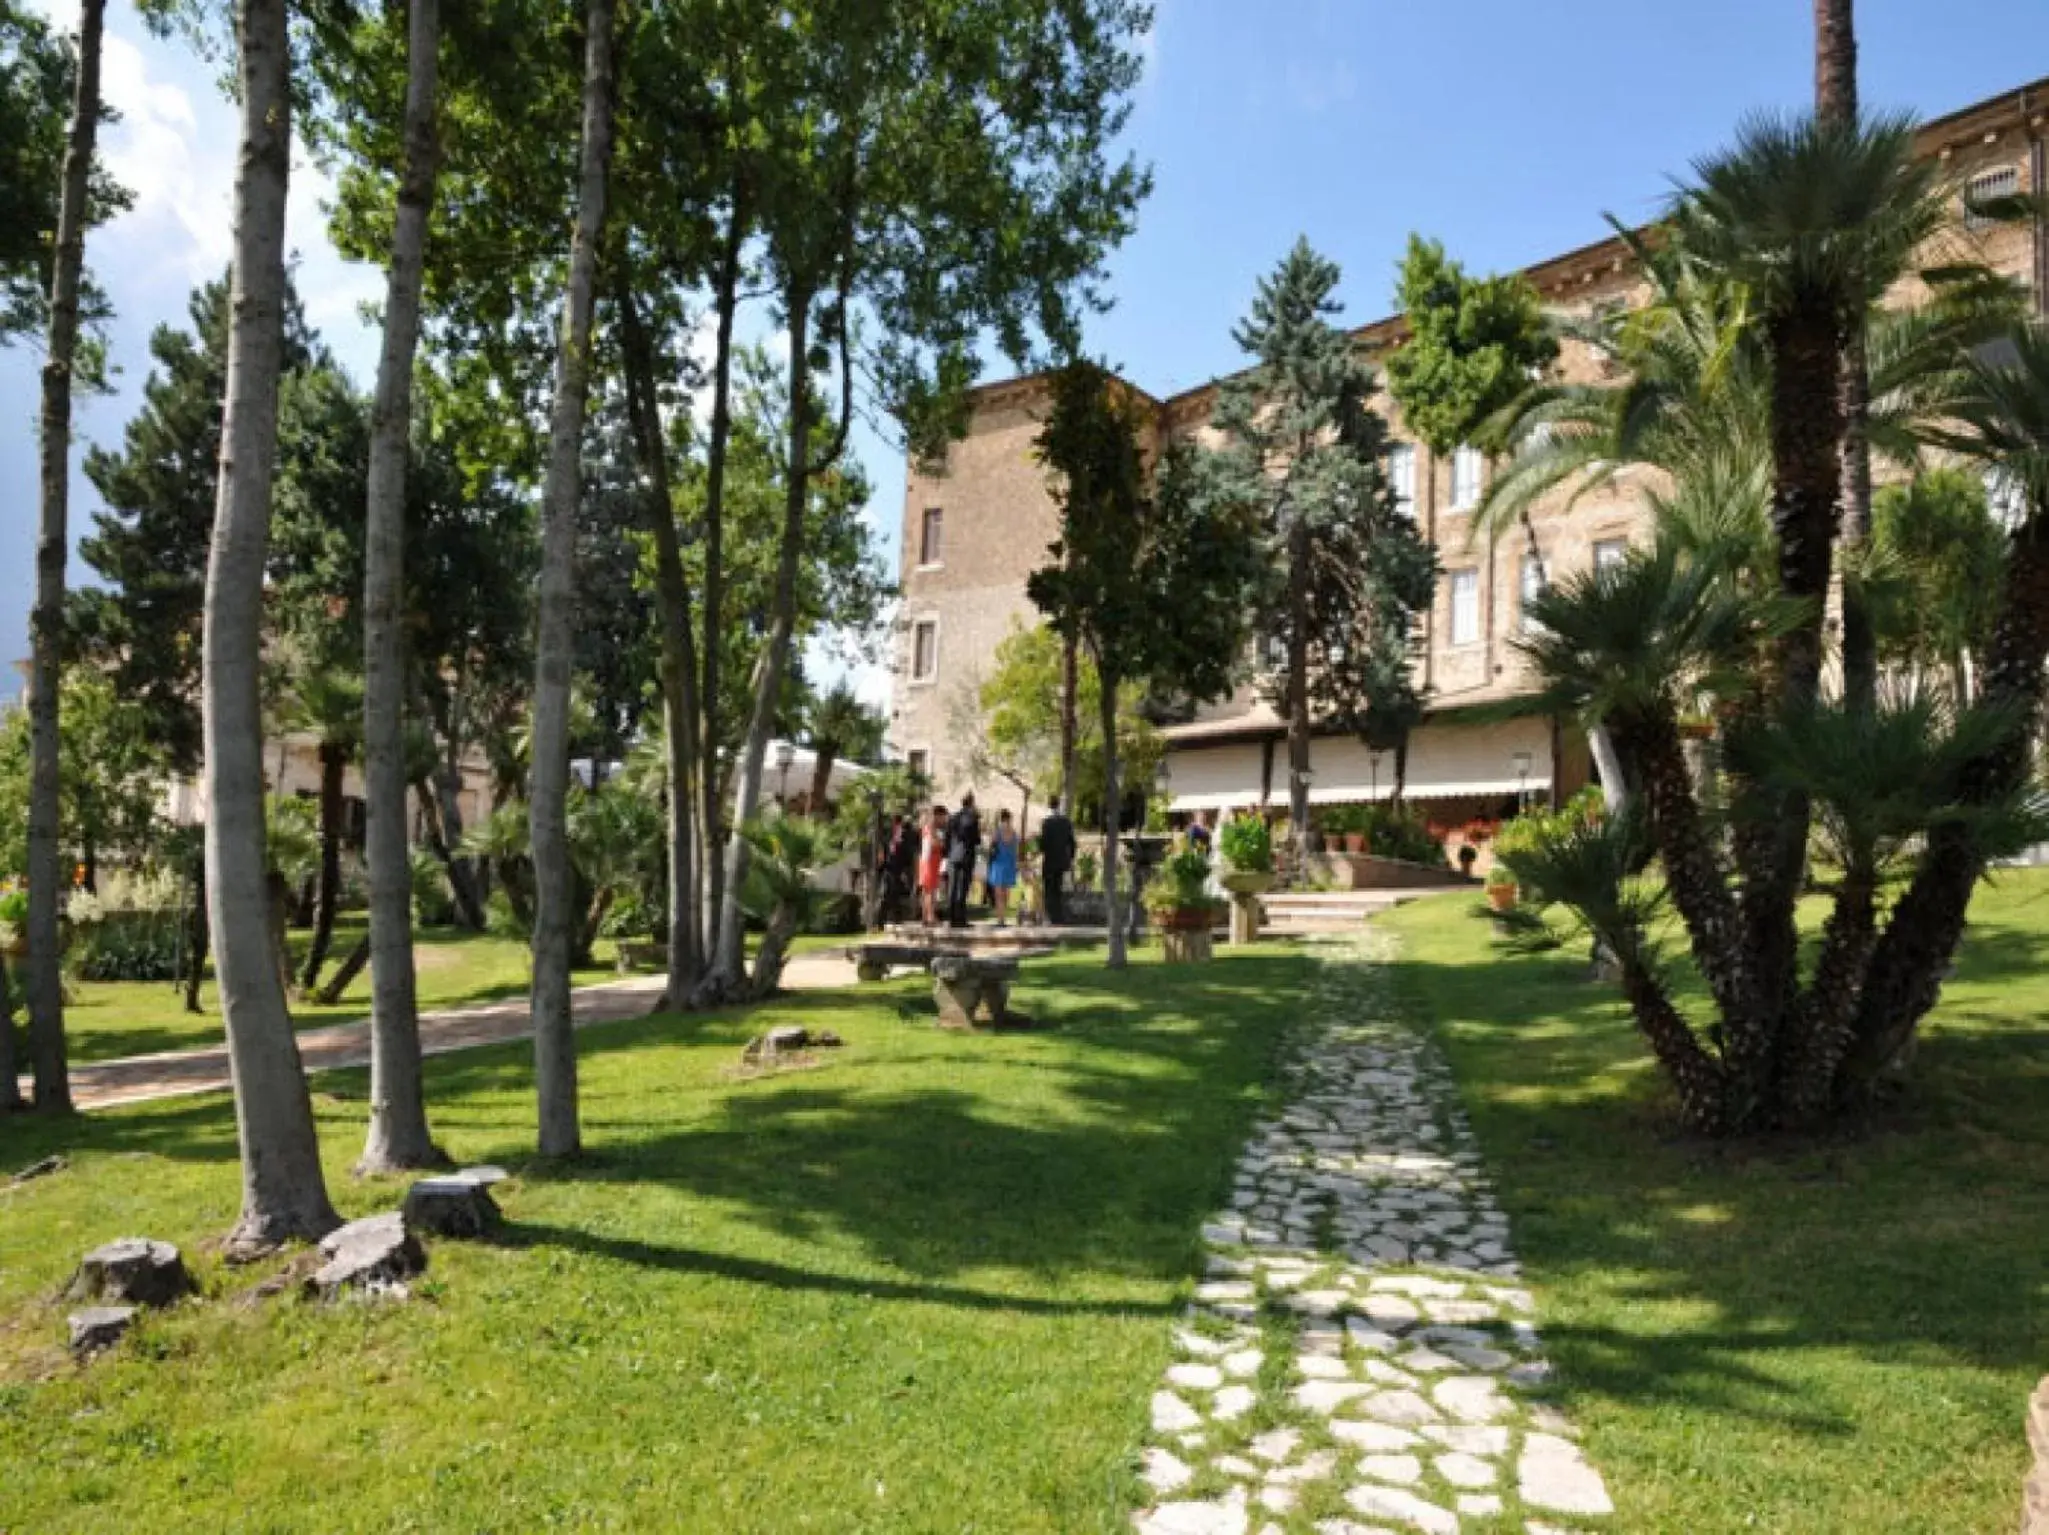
[1,0,2043,713]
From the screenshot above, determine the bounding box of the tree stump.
[66,1238,193,1309]
[305,1212,426,1300]
[67,1305,138,1357]
[402,1166,506,1239]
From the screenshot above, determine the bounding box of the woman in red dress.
[918,806,948,927]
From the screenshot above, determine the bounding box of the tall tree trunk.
[360,0,444,1174]
[617,281,702,1006]
[316,935,372,1007]
[1098,665,1126,969]
[806,744,838,812]
[300,740,345,992]
[182,855,208,1013]
[24,0,106,1115]
[1058,625,1078,807]
[528,0,617,1159]
[1814,0,1877,714]
[205,0,340,1253]
[708,280,813,991]
[0,953,21,1114]
[698,187,747,964]
[429,761,485,928]
[1285,523,1312,847]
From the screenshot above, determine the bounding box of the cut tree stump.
[67,1305,138,1357]
[402,1166,507,1239]
[305,1212,426,1300]
[65,1238,193,1309]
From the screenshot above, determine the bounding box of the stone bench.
[846,941,951,983]
[930,954,1024,1029]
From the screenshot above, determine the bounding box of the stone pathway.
[33,950,866,1112]
[1134,930,1613,1535]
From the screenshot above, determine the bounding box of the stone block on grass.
[66,1238,193,1309]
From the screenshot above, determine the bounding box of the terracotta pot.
[1153,906,1214,932]
[1343,833,1366,854]
[1486,884,1518,913]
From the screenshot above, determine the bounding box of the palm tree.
[802,682,882,811]
[281,664,362,993]
[737,811,838,999]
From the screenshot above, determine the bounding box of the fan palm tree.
[737,811,839,1000]
[802,681,882,812]
[280,664,362,992]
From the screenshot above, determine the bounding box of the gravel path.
[1134,930,1613,1535]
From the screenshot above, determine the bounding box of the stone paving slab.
[1134,930,1613,1535]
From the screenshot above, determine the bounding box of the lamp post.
[863,781,886,931]
[774,740,796,807]
[1511,750,1533,812]
[1369,750,1384,804]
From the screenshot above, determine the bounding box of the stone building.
[889,77,2049,831]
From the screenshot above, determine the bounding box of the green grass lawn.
[0,943,1310,1532]
[56,920,610,1065]
[1377,869,2049,1534]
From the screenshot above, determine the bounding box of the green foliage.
[1074,848,1100,892]
[828,763,931,853]
[1384,233,1558,457]
[1868,468,2005,693]
[0,0,128,362]
[1206,240,1437,772]
[1360,803,1442,866]
[1140,839,1219,914]
[1216,812,1273,875]
[264,797,321,888]
[410,848,455,930]
[0,666,168,880]
[71,907,185,984]
[975,622,1163,822]
[0,884,26,928]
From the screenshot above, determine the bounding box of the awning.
[1165,717,1554,811]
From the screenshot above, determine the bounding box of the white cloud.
[94,29,235,280]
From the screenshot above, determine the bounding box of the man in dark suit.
[1039,796,1075,927]
[945,791,981,928]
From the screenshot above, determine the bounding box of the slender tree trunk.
[1098,665,1126,969]
[708,280,813,991]
[1587,721,1629,816]
[316,935,372,1007]
[528,0,617,1158]
[183,856,208,1013]
[0,954,22,1114]
[25,0,106,1115]
[205,0,340,1253]
[807,744,837,812]
[698,188,747,964]
[1058,624,1079,804]
[1285,523,1312,847]
[300,741,345,992]
[429,763,485,929]
[617,282,702,1006]
[1813,0,1857,122]
[359,0,444,1173]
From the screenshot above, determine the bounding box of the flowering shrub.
[1217,812,1273,874]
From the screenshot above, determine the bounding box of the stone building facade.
[890,77,2049,829]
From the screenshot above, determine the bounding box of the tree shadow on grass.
[1376,918,2049,1433]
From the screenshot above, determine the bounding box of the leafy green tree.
[1205,240,1430,836]
[1869,468,2004,700]
[1384,234,1558,463]
[801,681,883,811]
[1030,360,1260,968]
[0,668,166,887]
[737,810,840,999]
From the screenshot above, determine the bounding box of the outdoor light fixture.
[1369,749,1384,802]
[1511,750,1533,809]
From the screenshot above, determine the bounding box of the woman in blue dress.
[987,808,1020,926]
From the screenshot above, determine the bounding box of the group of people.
[871,793,1079,930]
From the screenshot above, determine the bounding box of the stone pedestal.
[1160,928,1213,964]
[931,957,1014,1028]
[1228,897,1262,946]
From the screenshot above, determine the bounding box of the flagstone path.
[1134,930,1612,1535]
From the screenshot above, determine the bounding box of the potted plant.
[1143,840,1223,963]
[1217,812,1274,945]
[1456,842,1480,879]
[1485,864,1518,912]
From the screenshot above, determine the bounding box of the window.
[918,507,944,566]
[1387,443,1416,517]
[1450,446,1484,511]
[1449,569,1480,646]
[1964,166,2020,232]
[1262,631,1289,669]
[1593,537,1629,572]
[911,618,939,682]
[1520,554,1547,634]
[906,748,930,781]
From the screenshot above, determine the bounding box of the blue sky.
[2,0,2042,706]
